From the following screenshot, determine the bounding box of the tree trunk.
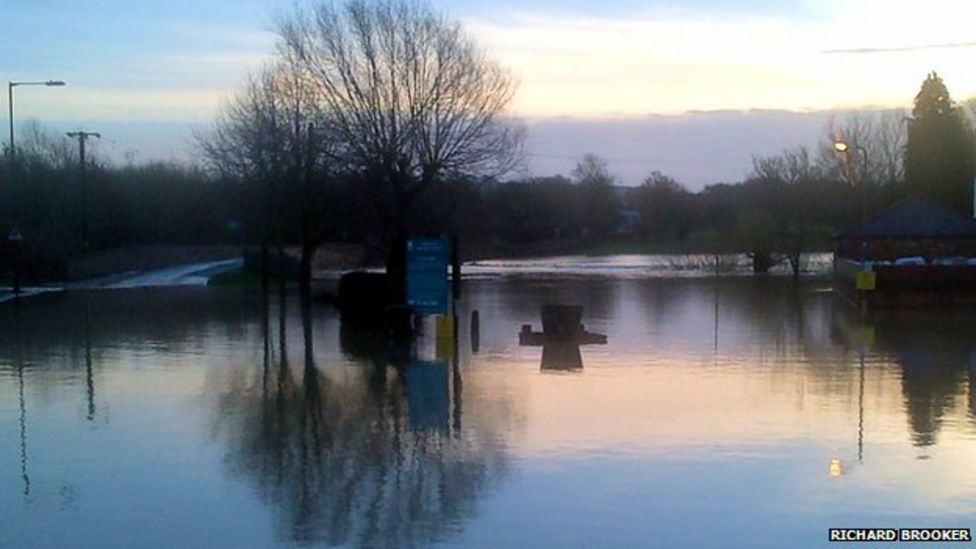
[260,178,273,292]
[385,225,407,306]
[381,173,414,308]
[298,122,315,297]
[299,185,314,296]
[260,238,270,292]
[300,237,313,296]
[751,251,772,274]
[277,238,287,300]
[788,251,801,279]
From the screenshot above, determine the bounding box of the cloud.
[9,0,975,186]
[825,42,976,55]
[464,6,976,118]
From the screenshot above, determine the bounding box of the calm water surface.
[2,274,975,548]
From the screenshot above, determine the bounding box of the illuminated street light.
[833,139,868,220]
[834,139,870,262]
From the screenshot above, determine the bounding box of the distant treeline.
[3,72,975,281]
[0,128,230,280]
[0,123,857,281]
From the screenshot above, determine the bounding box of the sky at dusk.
[3,0,975,188]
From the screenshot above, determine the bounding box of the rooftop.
[838,197,976,239]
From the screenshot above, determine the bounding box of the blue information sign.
[406,237,449,315]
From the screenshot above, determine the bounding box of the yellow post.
[435,315,456,361]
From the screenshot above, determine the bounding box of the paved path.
[0,258,243,303]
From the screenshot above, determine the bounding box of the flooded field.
[2,272,975,548]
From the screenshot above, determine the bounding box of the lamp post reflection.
[858,348,865,464]
[829,316,872,477]
[15,309,30,497]
[18,355,30,496]
[853,318,873,466]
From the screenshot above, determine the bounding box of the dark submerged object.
[470,310,480,353]
[338,272,389,322]
[338,271,414,336]
[519,304,607,346]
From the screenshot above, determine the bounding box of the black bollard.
[470,310,480,353]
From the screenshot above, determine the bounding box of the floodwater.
[2,270,976,548]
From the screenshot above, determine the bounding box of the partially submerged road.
[0,258,243,303]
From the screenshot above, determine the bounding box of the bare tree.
[278,0,523,300]
[16,121,76,170]
[199,61,332,293]
[747,146,846,277]
[825,110,908,188]
[274,56,335,294]
[571,153,613,186]
[751,145,827,185]
[570,153,618,237]
[199,67,284,290]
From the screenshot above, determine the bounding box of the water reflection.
[17,344,29,498]
[540,343,583,372]
[518,304,607,372]
[210,295,509,547]
[8,306,31,499]
[877,314,974,450]
[831,303,976,452]
[858,349,865,463]
[84,332,95,422]
[4,278,976,547]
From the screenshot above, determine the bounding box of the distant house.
[834,197,976,307]
[836,197,976,262]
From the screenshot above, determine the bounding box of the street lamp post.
[6,80,65,295]
[834,141,870,260]
[8,80,66,157]
[835,140,871,313]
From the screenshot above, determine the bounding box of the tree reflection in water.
[875,313,974,450]
[832,304,976,451]
[213,294,509,547]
